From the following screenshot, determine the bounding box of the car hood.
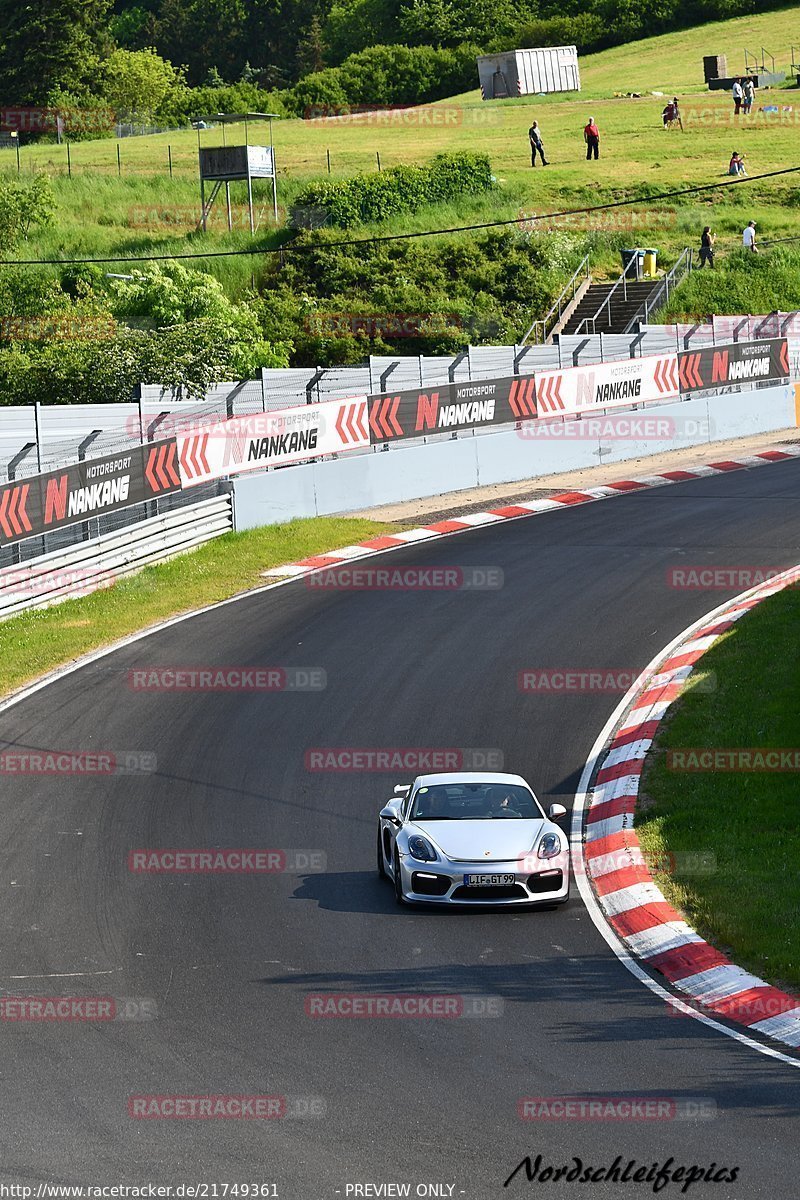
[411,818,546,863]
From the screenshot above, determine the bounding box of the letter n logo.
[576,371,594,408]
[222,429,248,468]
[712,351,729,383]
[415,392,439,431]
[44,474,68,524]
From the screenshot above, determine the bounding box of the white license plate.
[463,873,515,887]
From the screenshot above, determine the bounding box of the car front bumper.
[398,852,570,906]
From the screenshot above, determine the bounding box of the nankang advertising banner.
[366,375,538,444]
[678,338,789,393]
[176,396,370,488]
[534,354,679,418]
[0,441,181,550]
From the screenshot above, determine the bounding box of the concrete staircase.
[560,279,662,336]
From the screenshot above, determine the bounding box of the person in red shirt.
[584,118,600,160]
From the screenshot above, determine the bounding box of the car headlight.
[538,832,561,859]
[407,835,438,862]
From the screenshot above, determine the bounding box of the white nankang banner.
[176,396,369,487]
[535,354,679,417]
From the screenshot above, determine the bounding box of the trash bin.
[620,248,645,280]
[643,248,659,277]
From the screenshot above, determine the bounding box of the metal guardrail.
[627,248,694,332]
[0,492,233,620]
[521,255,591,345]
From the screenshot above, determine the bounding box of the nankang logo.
[247,428,319,461]
[44,474,130,523]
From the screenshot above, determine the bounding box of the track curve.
[1,461,800,1196]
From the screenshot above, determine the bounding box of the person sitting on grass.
[662,98,683,130]
[728,151,747,176]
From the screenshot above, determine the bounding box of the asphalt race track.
[1,460,800,1198]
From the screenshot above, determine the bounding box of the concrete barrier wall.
[232,385,797,529]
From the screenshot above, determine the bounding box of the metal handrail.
[627,247,694,332]
[521,254,590,345]
[573,252,641,337]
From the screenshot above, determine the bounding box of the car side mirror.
[380,800,403,825]
[548,803,567,821]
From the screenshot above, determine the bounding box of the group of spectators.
[732,77,756,116]
[527,117,600,165]
[698,220,758,268]
[525,87,763,269]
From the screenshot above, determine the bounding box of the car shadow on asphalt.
[289,869,572,916]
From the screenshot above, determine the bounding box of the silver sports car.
[377,771,569,907]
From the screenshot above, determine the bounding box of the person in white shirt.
[742,221,757,252]
[732,78,744,115]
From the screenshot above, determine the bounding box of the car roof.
[412,772,530,788]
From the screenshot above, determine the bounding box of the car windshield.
[410,783,542,821]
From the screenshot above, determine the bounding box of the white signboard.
[177,396,369,488]
[535,354,679,417]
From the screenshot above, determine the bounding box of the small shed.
[477,47,580,100]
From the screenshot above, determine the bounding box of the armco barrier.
[0,439,180,550]
[176,338,789,489]
[232,385,797,528]
[0,335,789,552]
[0,334,792,598]
[0,493,232,619]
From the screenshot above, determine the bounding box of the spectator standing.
[584,117,600,160]
[743,78,755,114]
[743,220,758,252]
[699,226,715,268]
[528,121,549,167]
[672,96,684,130]
[732,78,743,115]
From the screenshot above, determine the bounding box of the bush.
[290,151,494,228]
[156,82,291,127]
[289,43,478,114]
[488,13,605,54]
[0,176,56,250]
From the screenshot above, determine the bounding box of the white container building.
[477,47,581,99]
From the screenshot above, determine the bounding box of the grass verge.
[638,587,800,991]
[0,515,397,700]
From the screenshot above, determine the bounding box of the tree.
[0,176,56,250]
[102,47,185,120]
[151,0,249,86]
[109,5,152,49]
[297,14,327,75]
[0,0,112,105]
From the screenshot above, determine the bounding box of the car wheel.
[393,849,406,906]
[377,827,387,879]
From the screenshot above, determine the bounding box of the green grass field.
[0,516,397,699]
[638,588,800,991]
[4,3,800,294]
